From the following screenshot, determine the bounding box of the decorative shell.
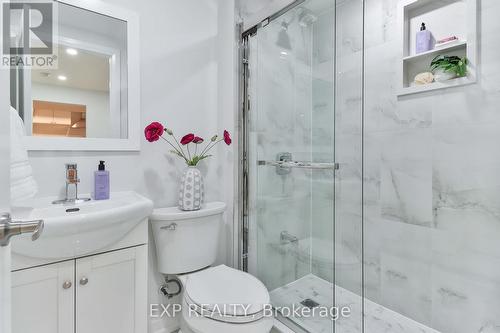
[414,72,435,85]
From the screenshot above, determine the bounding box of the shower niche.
[397,0,477,96]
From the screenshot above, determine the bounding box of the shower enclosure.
[240,0,500,332]
[240,0,363,332]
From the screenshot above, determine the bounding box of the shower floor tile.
[270,274,440,333]
[271,275,334,333]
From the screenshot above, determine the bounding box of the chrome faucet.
[52,163,91,204]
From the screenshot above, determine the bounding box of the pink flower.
[180,133,195,145]
[144,122,164,142]
[193,136,204,144]
[223,130,232,146]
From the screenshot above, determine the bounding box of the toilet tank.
[150,202,226,275]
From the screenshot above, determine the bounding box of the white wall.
[27,1,237,332]
[31,82,110,138]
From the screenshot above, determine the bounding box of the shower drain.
[300,299,320,309]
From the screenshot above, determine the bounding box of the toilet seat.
[183,265,270,324]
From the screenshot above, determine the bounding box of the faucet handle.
[65,163,79,184]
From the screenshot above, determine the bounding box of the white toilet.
[150,202,274,333]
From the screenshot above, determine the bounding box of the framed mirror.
[9,0,140,151]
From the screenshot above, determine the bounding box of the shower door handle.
[258,160,339,170]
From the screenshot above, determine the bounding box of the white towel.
[10,107,38,205]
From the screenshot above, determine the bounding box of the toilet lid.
[184,265,270,323]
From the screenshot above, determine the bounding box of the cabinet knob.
[79,277,89,286]
[62,281,72,289]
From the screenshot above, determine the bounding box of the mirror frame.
[23,0,140,151]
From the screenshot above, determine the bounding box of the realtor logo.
[1,0,58,68]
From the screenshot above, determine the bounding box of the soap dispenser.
[416,22,432,54]
[94,161,110,200]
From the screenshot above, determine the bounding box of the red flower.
[180,133,195,145]
[144,122,164,142]
[193,136,204,144]
[223,130,232,146]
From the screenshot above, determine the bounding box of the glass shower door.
[244,1,339,331]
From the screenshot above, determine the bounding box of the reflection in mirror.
[32,100,87,137]
[10,1,128,140]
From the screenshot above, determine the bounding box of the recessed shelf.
[398,76,474,96]
[397,0,477,97]
[403,40,467,62]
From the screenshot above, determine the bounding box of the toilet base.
[180,298,274,333]
[180,318,274,333]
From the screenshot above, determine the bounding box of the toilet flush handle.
[160,223,177,231]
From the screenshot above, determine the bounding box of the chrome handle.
[258,160,339,170]
[160,223,177,231]
[0,213,44,247]
[280,231,299,244]
[63,281,72,290]
[80,277,89,286]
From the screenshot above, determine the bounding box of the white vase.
[433,68,457,82]
[178,166,204,211]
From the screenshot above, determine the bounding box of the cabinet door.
[76,246,147,333]
[12,261,74,333]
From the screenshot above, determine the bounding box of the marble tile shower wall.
[251,15,314,290]
[328,2,366,331]
[334,0,364,296]
[311,9,336,284]
[362,0,500,332]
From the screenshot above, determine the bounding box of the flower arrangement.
[144,122,232,166]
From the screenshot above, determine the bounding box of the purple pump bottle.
[94,161,110,200]
[416,23,432,54]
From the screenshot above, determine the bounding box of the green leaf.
[198,155,212,161]
[430,55,468,77]
[170,150,183,157]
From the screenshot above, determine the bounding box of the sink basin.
[11,191,153,259]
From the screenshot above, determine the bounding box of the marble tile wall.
[334,1,364,332]
[361,0,500,332]
[311,8,335,283]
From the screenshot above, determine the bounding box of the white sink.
[11,191,153,259]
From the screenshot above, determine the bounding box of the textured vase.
[178,166,204,211]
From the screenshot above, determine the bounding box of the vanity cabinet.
[12,261,75,333]
[11,245,147,333]
[76,246,147,333]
